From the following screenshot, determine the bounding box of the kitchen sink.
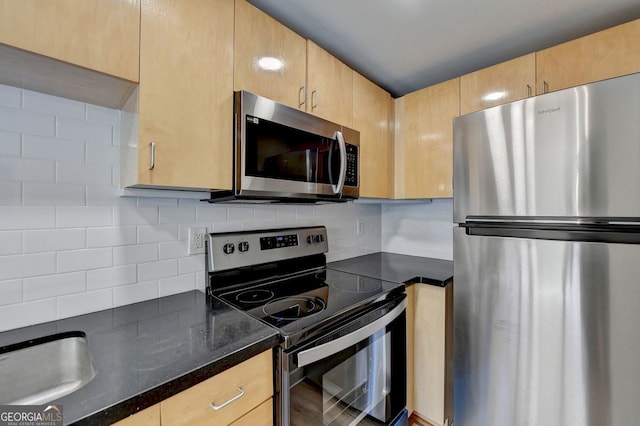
[0,331,96,405]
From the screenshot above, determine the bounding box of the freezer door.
[453,227,640,426]
[453,72,640,223]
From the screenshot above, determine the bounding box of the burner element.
[236,289,275,304]
[263,296,326,320]
[330,276,381,293]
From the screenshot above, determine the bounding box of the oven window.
[289,329,396,426]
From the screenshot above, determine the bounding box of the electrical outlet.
[188,227,207,255]
[356,219,365,235]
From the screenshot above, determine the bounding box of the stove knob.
[307,235,314,244]
[239,241,249,252]
[223,243,235,254]
[315,234,324,243]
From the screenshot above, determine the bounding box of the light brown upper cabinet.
[353,72,393,198]
[234,0,307,110]
[306,40,354,127]
[460,53,535,115]
[536,18,640,94]
[234,0,353,126]
[122,0,234,190]
[0,0,140,82]
[394,78,459,199]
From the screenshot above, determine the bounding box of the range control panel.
[207,226,328,272]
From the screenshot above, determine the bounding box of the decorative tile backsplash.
[0,84,383,332]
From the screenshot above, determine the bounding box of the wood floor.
[409,413,435,426]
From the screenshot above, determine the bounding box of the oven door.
[279,295,407,426]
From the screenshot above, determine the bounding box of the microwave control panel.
[346,144,358,187]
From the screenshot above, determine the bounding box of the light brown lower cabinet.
[111,350,273,425]
[410,283,453,426]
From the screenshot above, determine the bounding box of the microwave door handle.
[296,298,407,368]
[331,131,347,194]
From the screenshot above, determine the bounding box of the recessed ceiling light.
[257,56,284,71]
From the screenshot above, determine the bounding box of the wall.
[381,199,454,261]
[0,84,381,332]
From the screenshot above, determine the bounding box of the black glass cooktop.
[212,268,405,345]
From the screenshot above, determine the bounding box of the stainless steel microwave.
[208,91,359,203]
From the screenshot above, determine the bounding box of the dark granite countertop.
[328,252,453,287]
[0,290,280,425]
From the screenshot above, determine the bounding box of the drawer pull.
[210,387,244,411]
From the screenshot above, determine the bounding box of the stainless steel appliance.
[208,91,359,203]
[453,72,640,426]
[206,226,407,426]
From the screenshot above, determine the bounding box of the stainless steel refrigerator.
[453,72,640,426]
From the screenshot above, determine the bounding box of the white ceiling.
[248,0,640,97]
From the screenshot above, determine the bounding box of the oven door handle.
[296,297,407,368]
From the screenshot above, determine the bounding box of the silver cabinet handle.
[311,90,318,110]
[542,81,549,94]
[210,387,244,411]
[149,142,155,170]
[331,131,347,195]
[526,84,532,97]
[298,86,306,108]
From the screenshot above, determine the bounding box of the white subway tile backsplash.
[226,206,254,222]
[0,105,55,137]
[56,206,113,228]
[113,243,158,266]
[22,134,85,162]
[87,226,137,248]
[86,184,121,206]
[138,259,178,282]
[87,265,137,290]
[0,157,55,182]
[0,130,21,157]
[136,197,179,207]
[23,228,86,253]
[137,224,178,244]
[0,279,22,306]
[23,89,85,119]
[0,253,56,280]
[23,271,86,301]
[56,289,113,319]
[57,162,112,185]
[178,255,204,275]
[158,240,188,260]
[0,84,21,108]
[159,273,196,297]
[23,182,86,206]
[113,280,159,306]
[86,143,119,165]
[56,116,112,144]
[57,248,112,273]
[0,182,21,205]
[113,205,158,225]
[159,206,196,224]
[253,206,277,221]
[195,205,227,223]
[85,104,119,125]
[0,231,21,255]
[0,206,55,230]
[0,299,57,332]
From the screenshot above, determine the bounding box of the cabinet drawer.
[112,404,160,426]
[229,398,273,426]
[161,350,273,425]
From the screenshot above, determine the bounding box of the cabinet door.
[460,53,535,115]
[112,404,160,426]
[536,18,640,94]
[353,72,392,198]
[395,78,459,199]
[229,398,273,426]
[306,41,353,126]
[0,0,139,82]
[414,284,453,426]
[161,350,273,425]
[234,0,307,110]
[137,0,233,190]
